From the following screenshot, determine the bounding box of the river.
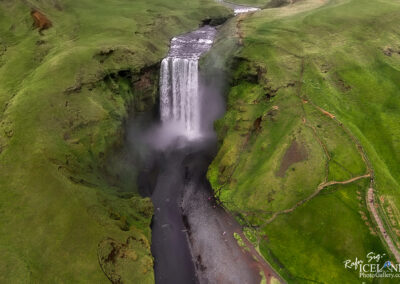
[132,3,280,283]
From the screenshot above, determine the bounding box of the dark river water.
[145,22,263,283]
[122,4,278,282]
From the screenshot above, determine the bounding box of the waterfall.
[159,26,217,139]
[160,57,200,136]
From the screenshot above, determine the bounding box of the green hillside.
[2,0,400,282]
[209,0,400,282]
[0,0,229,282]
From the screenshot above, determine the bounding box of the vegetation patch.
[98,236,153,284]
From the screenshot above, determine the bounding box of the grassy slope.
[209,0,400,282]
[0,0,229,282]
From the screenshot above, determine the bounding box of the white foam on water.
[234,7,260,15]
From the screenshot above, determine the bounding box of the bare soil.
[277,140,308,177]
[31,10,52,31]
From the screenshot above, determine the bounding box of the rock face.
[31,10,52,31]
[132,66,159,112]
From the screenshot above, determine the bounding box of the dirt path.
[257,56,400,264]
[299,70,400,263]
[263,174,371,225]
[257,59,373,227]
[215,0,400,274]
[367,188,400,263]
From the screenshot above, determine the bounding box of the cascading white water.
[160,58,199,134]
[160,26,217,139]
[215,0,260,15]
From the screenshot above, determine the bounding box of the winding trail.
[367,188,400,263]
[309,100,400,262]
[208,0,400,281]
[263,174,371,225]
[298,59,400,263]
[245,56,400,264]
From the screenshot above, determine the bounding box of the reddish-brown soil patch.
[31,10,52,31]
[277,140,308,177]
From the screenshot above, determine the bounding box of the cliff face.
[208,0,400,283]
[0,0,230,282]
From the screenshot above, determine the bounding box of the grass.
[0,0,230,282]
[3,0,400,282]
[208,0,400,282]
[261,181,387,283]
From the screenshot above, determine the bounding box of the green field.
[0,0,230,282]
[2,0,400,282]
[209,0,400,282]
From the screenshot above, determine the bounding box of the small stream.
[216,0,260,15]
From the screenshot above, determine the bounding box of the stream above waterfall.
[216,0,260,15]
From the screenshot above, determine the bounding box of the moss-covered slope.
[209,0,400,282]
[0,0,229,282]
